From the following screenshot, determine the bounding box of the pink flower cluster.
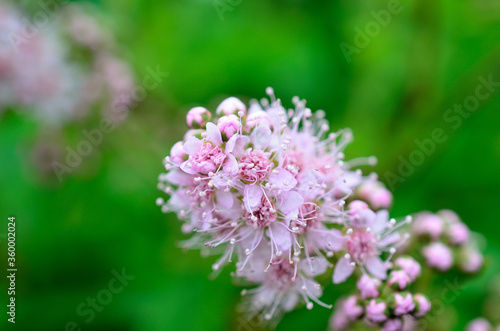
[413,210,483,273]
[466,318,500,331]
[330,256,430,331]
[0,3,134,126]
[157,88,418,321]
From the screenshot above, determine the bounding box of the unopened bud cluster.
[413,210,484,273]
[330,256,430,331]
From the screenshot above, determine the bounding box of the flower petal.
[268,168,297,191]
[243,184,263,212]
[371,210,389,234]
[183,136,202,154]
[366,256,388,280]
[378,232,401,247]
[206,122,223,145]
[282,293,299,312]
[333,256,355,284]
[279,191,304,214]
[223,154,238,174]
[164,170,193,185]
[180,160,198,174]
[216,189,234,209]
[322,229,345,251]
[267,223,291,252]
[300,257,329,278]
[250,124,272,149]
[225,134,239,153]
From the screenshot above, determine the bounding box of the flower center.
[270,260,296,288]
[294,203,320,234]
[346,231,376,262]
[239,150,271,182]
[244,197,277,228]
[191,143,225,174]
[187,181,213,206]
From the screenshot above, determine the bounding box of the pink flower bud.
[217,115,240,139]
[357,274,380,299]
[370,187,393,210]
[413,294,431,318]
[348,200,370,216]
[413,213,444,240]
[382,318,403,331]
[216,97,246,116]
[460,249,483,273]
[183,129,204,141]
[388,270,411,290]
[366,299,388,323]
[394,256,421,282]
[466,318,492,331]
[391,292,415,316]
[347,200,375,228]
[437,209,461,224]
[422,242,454,272]
[169,141,186,165]
[245,110,272,132]
[329,304,350,330]
[358,182,393,210]
[186,107,211,129]
[343,295,364,321]
[448,222,470,245]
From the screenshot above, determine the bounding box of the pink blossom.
[370,187,393,210]
[347,200,373,228]
[448,222,470,245]
[460,249,483,273]
[422,242,453,271]
[437,209,461,224]
[181,140,226,174]
[217,115,240,139]
[329,302,350,330]
[186,107,211,129]
[366,299,388,323]
[466,318,492,331]
[245,109,273,131]
[239,150,272,182]
[168,141,186,165]
[382,318,403,331]
[216,96,246,116]
[388,270,411,290]
[333,210,411,283]
[413,212,444,240]
[358,181,393,210]
[157,89,438,324]
[343,295,364,321]
[239,246,331,320]
[413,294,431,318]
[391,292,415,316]
[394,256,421,282]
[357,274,380,299]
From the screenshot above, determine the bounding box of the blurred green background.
[1,0,500,330]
